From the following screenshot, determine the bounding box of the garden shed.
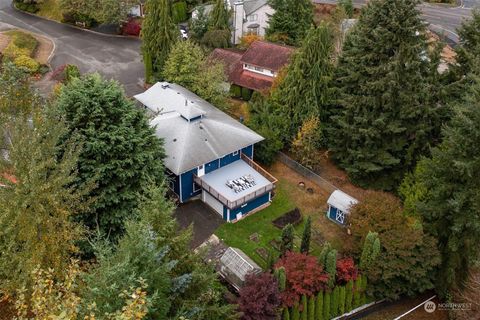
[218,247,262,290]
[326,190,358,225]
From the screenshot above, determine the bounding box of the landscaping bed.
[272,207,302,229]
[215,161,350,268]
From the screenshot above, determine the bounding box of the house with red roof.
[210,40,294,99]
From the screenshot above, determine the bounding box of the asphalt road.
[316,0,479,44]
[0,0,144,96]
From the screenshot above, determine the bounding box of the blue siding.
[205,159,220,174]
[220,151,241,167]
[223,206,228,220]
[328,206,338,221]
[229,192,270,221]
[242,145,254,158]
[180,168,201,202]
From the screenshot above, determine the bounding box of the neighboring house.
[326,190,358,225]
[192,0,274,45]
[219,247,262,290]
[130,0,146,17]
[134,82,277,222]
[210,40,294,96]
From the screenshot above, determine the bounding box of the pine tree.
[323,291,331,320]
[360,276,368,305]
[292,303,300,320]
[353,277,362,308]
[274,24,335,143]
[331,286,339,317]
[326,249,337,288]
[280,223,295,256]
[411,74,480,296]
[339,286,346,315]
[276,266,287,291]
[283,308,291,320]
[454,9,480,78]
[266,0,314,46]
[308,295,315,320]
[359,231,381,271]
[301,295,308,320]
[209,0,230,31]
[300,216,312,253]
[141,0,178,82]
[318,242,332,267]
[345,280,353,312]
[55,74,166,244]
[329,0,441,190]
[315,291,324,320]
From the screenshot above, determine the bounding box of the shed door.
[203,191,223,216]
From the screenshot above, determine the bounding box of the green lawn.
[215,182,322,268]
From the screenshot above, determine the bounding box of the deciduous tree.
[238,272,281,320]
[336,257,358,285]
[275,252,329,307]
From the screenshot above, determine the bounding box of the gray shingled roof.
[134,83,264,175]
[243,0,268,15]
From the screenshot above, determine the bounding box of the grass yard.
[215,161,351,268]
[36,0,63,22]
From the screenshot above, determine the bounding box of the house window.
[336,209,345,224]
[249,27,259,35]
[254,66,263,72]
[248,14,258,22]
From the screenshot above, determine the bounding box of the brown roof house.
[210,40,294,100]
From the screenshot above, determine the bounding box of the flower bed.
[272,207,303,229]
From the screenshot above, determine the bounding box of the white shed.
[326,190,358,225]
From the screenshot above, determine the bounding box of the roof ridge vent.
[161,84,170,89]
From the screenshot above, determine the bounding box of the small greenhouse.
[218,247,261,290]
[326,190,358,225]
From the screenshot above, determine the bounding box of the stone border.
[12,3,141,40]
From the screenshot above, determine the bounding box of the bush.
[239,33,263,49]
[272,208,303,229]
[13,55,39,73]
[202,29,231,48]
[122,18,141,37]
[241,87,253,100]
[15,1,39,13]
[62,12,96,28]
[65,64,80,82]
[336,257,358,285]
[171,1,187,23]
[3,30,38,59]
[230,84,242,98]
[3,44,30,60]
[238,272,281,320]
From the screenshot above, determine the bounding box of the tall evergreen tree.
[454,9,480,77]
[329,0,441,190]
[209,0,230,31]
[410,74,480,296]
[326,249,337,288]
[315,291,323,320]
[301,295,307,320]
[273,24,335,143]
[300,216,312,254]
[141,0,178,82]
[359,231,380,271]
[338,0,354,18]
[266,0,314,46]
[55,74,166,242]
[280,224,295,256]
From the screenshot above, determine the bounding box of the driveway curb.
[12,3,141,41]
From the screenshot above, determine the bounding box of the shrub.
[8,31,38,53]
[275,252,329,307]
[3,44,30,60]
[323,291,330,320]
[230,84,242,98]
[15,1,38,13]
[345,280,353,312]
[239,33,263,49]
[122,18,142,36]
[13,55,39,73]
[202,29,230,48]
[171,1,187,23]
[336,257,358,285]
[241,87,253,100]
[238,272,281,320]
[64,64,80,82]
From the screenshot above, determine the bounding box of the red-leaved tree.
[336,257,358,284]
[238,272,281,320]
[275,252,329,307]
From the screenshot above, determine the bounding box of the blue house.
[134,82,277,222]
[326,190,358,225]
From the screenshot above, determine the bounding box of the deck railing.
[193,154,277,209]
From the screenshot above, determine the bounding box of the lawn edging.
[12,3,141,40]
